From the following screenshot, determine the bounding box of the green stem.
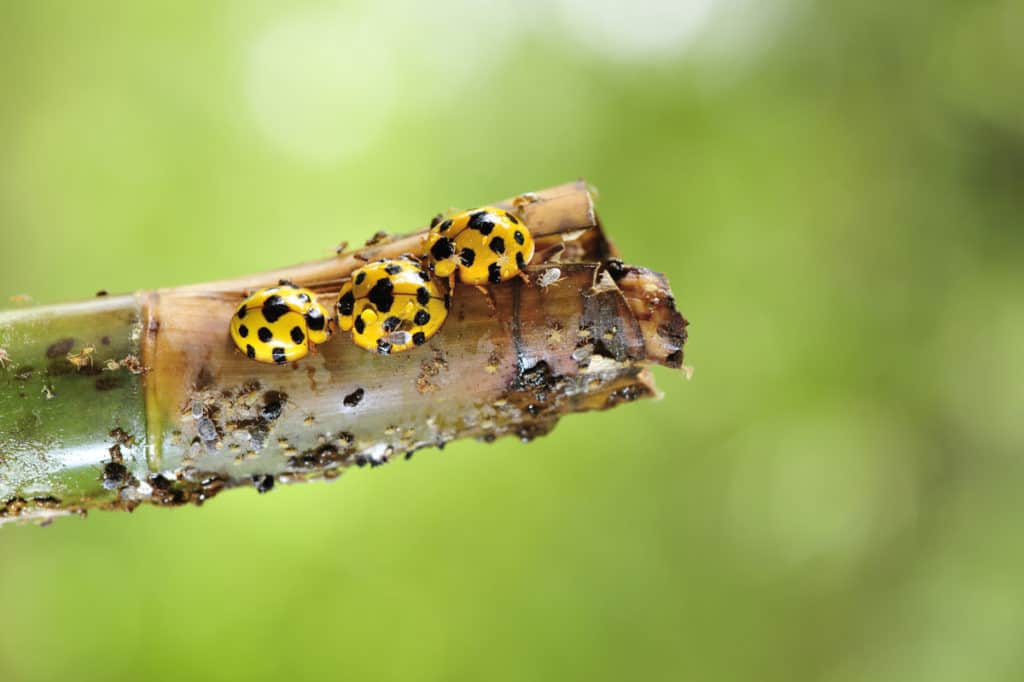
[0,295,146,513]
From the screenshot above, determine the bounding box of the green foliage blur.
[1,1,1022,680]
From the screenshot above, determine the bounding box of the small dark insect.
[603,258,627,281]
[109,427,135,446]
[260,400,283,421]
[343,388,365,408]
[253,474,275,494]
[102,462,129,490]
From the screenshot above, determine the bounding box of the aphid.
[0,348,9,368]
[197,416,218,442]
[260,399,283,422]
[230,281,332,364]
[102,462,130,490]
[536,267,563,292]
[364,231,391,247]
[336,256,449,355]
[423,207,535,287]
[253,474,275,494]
[67,345,95,370]
[120,354,146,374]
[343,388,364,407]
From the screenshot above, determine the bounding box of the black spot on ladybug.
[272,347,287,364]
[514,230,525,245]
[337,290,355,317]
[439,219,452,232]
[516,252,526,270]
[460,248,476,267]
[354,316,366,334]
[418,269,430,282]
[385,263,402,275]
[489,236,505,255]
[368,277,395,313]
[488,263,502,284]
[355,271,366,286]
[237,306,248,319]
[306,308,326,331]
[296,292,311,304]
[246,345,256,359]
[377,339,392,355]
[290,327,305,345]
[343,388,364,407]
[468,211,494,235]
[414,310,430,326]
[262,295,290,323]
[412,332,427,345]
[258,327,273,343]
[382,316,401,333]
[506,212,520,224]
[417,286,430,306]
[238,324,249,338]
[431,237,456,261]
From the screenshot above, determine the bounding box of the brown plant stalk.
[0,181,688,526]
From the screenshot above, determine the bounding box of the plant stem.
[0,181,688,526]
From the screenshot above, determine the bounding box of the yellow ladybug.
[424,207,535,285]
[230,281,332,364]
[336,257,449,355]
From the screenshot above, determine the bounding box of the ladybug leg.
[518,271,530,284]
[474,285,497,313]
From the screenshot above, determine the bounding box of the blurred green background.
[1,1,1023,680]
